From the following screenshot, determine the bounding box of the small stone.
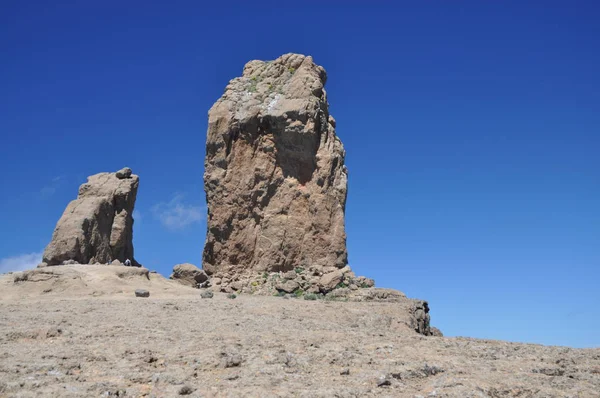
[198,280,211,288]
[135,289,150,298]
[178,385,195,395]
[201,291,214,299]
[340,368,350,375]
[355,276,375,288]
[340,265,352,274]
[221,354,242,368]
[282,271,296,280]
[306,285,320,294]
[115,167,132,179]
[212,277,222,285]
[377,376,391,387]
[111,260,122,266]
[37,262,48,268]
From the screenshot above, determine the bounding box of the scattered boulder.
[170,263,208,288]
[276,280,300,294]
[42,168,139,266]
[203,53,350,288]
[220,353,242,368]
[319,269,344,292]
[115,167,132,179]
[135,289,150,298]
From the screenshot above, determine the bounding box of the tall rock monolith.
[203,54,349,290]
[42,167,139,266]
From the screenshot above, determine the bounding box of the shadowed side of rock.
[203,53,349,290]
[42,167,140,266]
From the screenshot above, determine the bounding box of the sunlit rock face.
[43,168,139,266]
[203,54,349,284]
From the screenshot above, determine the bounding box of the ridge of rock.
[42,168,139,266]
[202,53,349,292]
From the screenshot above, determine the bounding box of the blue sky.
[1,1,598,348]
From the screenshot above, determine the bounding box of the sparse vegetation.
[335,282,348,289]
[294,267,304,274]
[288,67,296,74]
[227,293,237,299]
[293,289,304,298]
[304,293,318,301]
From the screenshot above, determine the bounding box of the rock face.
[42,168,139,266]
[203,53,349,285]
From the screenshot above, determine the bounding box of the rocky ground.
[1,267,599,397]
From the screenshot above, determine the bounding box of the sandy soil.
[0,266,599,397]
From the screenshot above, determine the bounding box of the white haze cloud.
[0,251,43,273]
[152,194,203,231]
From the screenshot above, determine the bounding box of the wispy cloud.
[152,194,204,230]
[0,251,42,273]
[40,176,65,198]
[133,209,142,223]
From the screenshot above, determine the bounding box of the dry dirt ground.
[1,266,599,397]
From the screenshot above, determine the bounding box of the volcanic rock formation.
[42,167,139,266]
[203,54,349,286]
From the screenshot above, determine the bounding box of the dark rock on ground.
[135,289,149,298]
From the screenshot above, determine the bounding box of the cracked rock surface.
[203,54,348,287]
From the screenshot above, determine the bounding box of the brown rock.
[276,280,300,294]
[202,53,349,282]
[319,269,344,292]
[170,263,208,288]
[42,169,139,266]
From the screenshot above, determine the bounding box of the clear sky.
[1,1,598,348]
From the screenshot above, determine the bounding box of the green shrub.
[304,293,318,301]
[227,293,237,299]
